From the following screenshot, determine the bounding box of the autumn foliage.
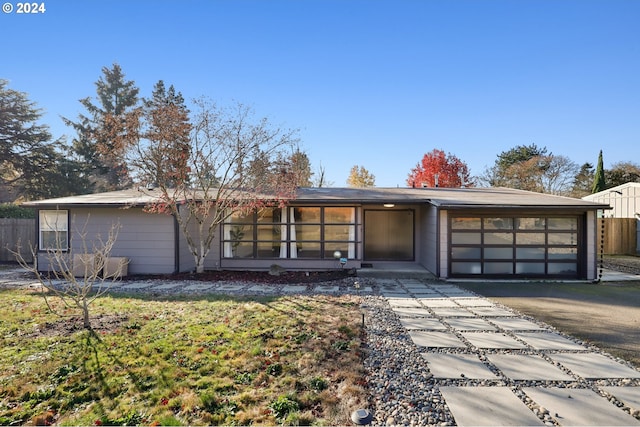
[407,149,472,188]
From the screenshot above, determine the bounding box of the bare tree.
[133,98,300,273]
[12,215,125,330]
[313,162,334,187]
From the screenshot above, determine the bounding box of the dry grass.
[0,290,367,426]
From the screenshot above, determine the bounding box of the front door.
[364,210,414,261]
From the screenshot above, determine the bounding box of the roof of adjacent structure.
[582,182,640,201]
[23,186,609,210]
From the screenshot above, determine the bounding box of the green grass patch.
[0,290,367,426]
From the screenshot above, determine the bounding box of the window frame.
[38,209,69,251]
[221,206,358,260]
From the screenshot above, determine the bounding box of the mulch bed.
[121,269,355,284]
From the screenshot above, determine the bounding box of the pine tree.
[592,150,606,193]
[0,80,89,201]
[63,63,140,191]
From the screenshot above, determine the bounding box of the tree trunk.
[82,299,92,329]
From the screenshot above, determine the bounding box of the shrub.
[269,395,299,420]
[0,203,34,218]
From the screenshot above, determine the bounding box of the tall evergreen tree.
[63,63,140,191]
[0,80,89,201]
[592,150,606,193]
[290,149,313,187]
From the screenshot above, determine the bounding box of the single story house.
[24,186,610,280]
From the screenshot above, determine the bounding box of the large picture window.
[39,210,69,251]
[450,215,580,277]
[222,207,357,259]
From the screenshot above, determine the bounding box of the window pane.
[451,218,481,229]
[325,242,350,259]
[40,231,68,250]
[257,241,280,258]
[548,263,577,274]
[483,218,513,230]
[484,232,513,245]
[516,247,545,259]
[451,262,481,274]
[257,224,279,241]
[516,233,545,245]
[325,225,352,241]
[325,207,354,223]
[451,247,481,259]
[484,262,513,274]
[548,217,577,230]
[296,242,321,258]
[228,211,253,223]
[228,225,252,241]
[295,225,321,241]
[231,242,253,258]
[40,210,68,231]
[257,208,281,224]
[451,232,481,244]
[516,262,545,274]
[548,232,577,245]
[39,210,68,250]
[548,247,577,260]
[484,247,512,259]
[516,218,545,230]
[295,207,320,223]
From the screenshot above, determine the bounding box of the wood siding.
[0,218,34,262]
[599,218,638,255]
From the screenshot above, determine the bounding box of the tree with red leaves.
[407,149,472,188]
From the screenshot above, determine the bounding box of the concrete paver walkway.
[385,279,640,426]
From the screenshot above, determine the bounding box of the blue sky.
[2,0,638,187]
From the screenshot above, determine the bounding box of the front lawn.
[0,290,367,426]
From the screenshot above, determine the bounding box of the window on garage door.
[450,216,579,277]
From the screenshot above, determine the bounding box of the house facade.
[25,187,610,280]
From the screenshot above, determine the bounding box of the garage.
[448,214,583,278]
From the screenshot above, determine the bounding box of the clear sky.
[2,0,638,187]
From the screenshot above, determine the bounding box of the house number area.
[2,2,46,13]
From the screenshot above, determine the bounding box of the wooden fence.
[0,218,34,262]
[598,218,638,255]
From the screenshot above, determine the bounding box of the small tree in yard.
[12,216,124,330]
[132,98,300,274]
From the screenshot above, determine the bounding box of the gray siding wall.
[439,210,449,278]
[37,208,176,275]
[586,210,597,280]
[418,205,439,275]
[174,207,221,272]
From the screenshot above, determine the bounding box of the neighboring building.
[582,182,640,219]
[24,187,609,280]
[583,182,640,255]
